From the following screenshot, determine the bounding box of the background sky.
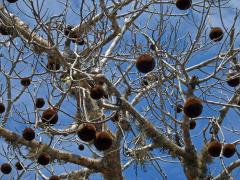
[1,0,240,180]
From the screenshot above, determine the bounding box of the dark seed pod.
[227,72,240,87]
[22,128,35,141]
[222,144,236,158]
[15,162,23,171]
[176,104,183,113]
[47,56,60,71]
[209,27,224,42]
[71,36,85,45]
[42,108,58,125]
[37,152,50,166]
[0,103,5,114]
[183,97,203,118]
[20,78,31,87]
[77,124,96,142]
[136,54,155,73]
[207,141,222,157]
[7,0,18,2]
[189,120,196,129]
[94,131,113,151]
[49,175,60,180]
[90,85,105,100]
[64,25,74,36]
[35,98,45,108]
[176,0,192,10]
[1,163,12,174]
[78,144,85,151]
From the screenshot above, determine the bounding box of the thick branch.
[0,127,101,171]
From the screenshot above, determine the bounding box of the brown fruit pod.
[77,124,96,142]
[226,72,240,87]
[183,97,203,118]
[189,120,196,130]
[22,127,35,141]
[7,0,18,3]
[94,131,113,151]
[176,0,192,10]
[1,163,12,174]
[42,108,58,125]
[207,141,222,157]
[78,144,85,151]
[209,27,224,42]
[35,98,45,108]
[20,77,31,87]
[0,103,5,114]
[136,54,155,73]
[222,144,236,158]
[90,85,105,100]
[15,162,23,171]
[37,152,50,166]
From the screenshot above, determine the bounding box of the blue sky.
[1,0,240,180]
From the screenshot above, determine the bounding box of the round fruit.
[37,152,50,166]
[20,78,31,87]
[189,120,196,129]
[222,144,236,158]
[90,85,105,100]
[35,98,45,108]
[42,108,58,125]
[136,54,155,73]
[77,124,96,142]
[71,35,85,45]
[176,0,192,10]
[94,131,113,151]
[22,127,35,141]
[227,72,240,87]
[7,0,18,3]
[207,141,222,157]
[15,162,23,170]
[183,97,203,118]
[78,144,84,151]
[49,175,60,180]
[176,104,183,113]
[1,163,12,174]
[64,25,74,36]
[0,103,5,114]
[209,27,224,42]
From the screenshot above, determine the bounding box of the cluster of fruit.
[1,126,59,179]
[0,161,60,179]
[77,124,113,151]
[207,141,236,158]
[175,97,203,130]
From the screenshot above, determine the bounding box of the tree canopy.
[0,0,240,179]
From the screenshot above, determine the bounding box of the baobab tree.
[0,0,239,179]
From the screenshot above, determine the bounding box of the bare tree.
[0,0,240,179]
